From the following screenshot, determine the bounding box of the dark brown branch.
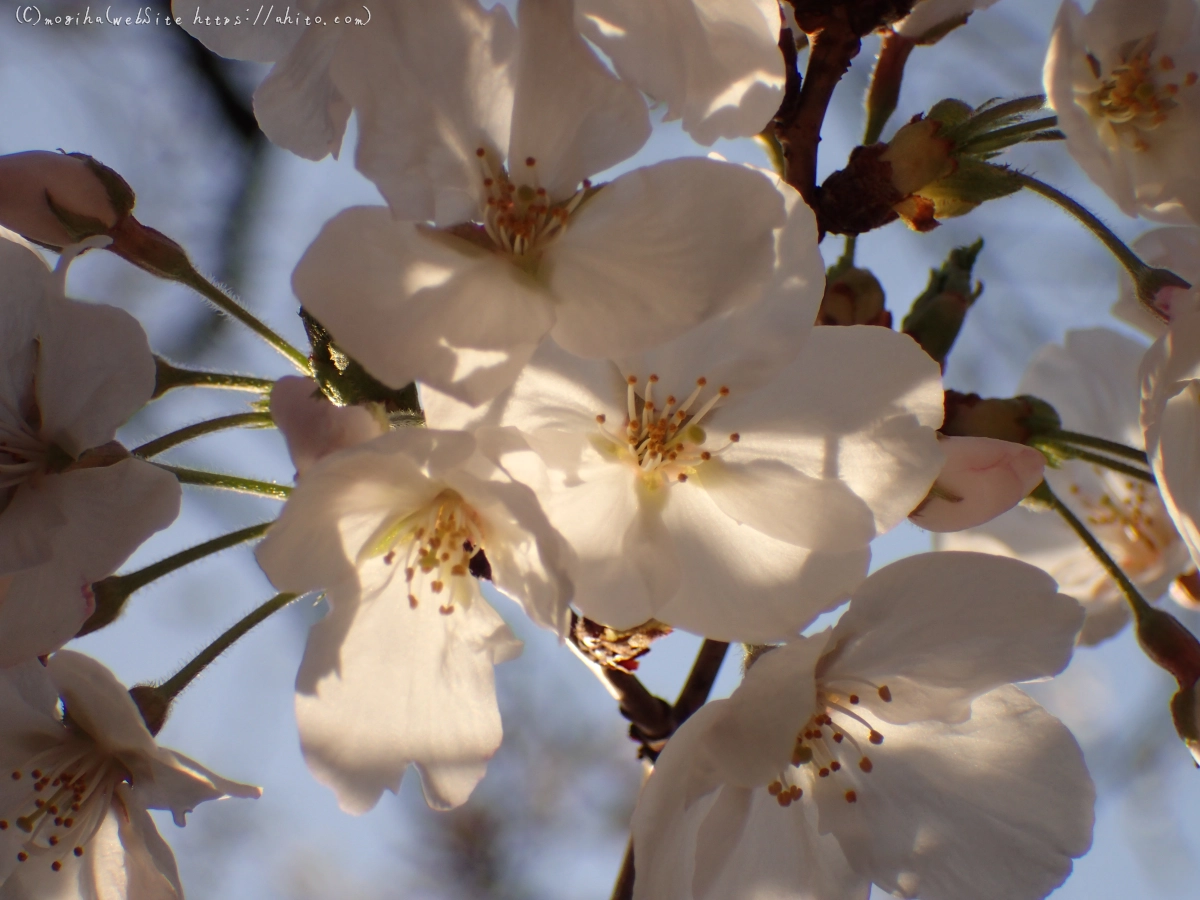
[673,640,730,724]
[610,839,636,900]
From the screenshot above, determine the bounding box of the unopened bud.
[941,390,1061,443]
[0,151,127,248]
[1170,684,1200,767]
[819,265,891,326]
[902,238,983,367]
[1133,603,1200,688]
[880,115,957,196]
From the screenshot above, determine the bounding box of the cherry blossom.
[943,329,1190,644]
[0,152,119,250]
[631,552,1093,900]
[0,233,180,667]
[255,428,573,813]
[573,0,784,144]
[1046,0,1200,223]
[1141,304,1200,577]
[0,652,260,898]
[909,435,1045,533]
[423,230,945,641]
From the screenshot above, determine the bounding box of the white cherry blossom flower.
[909,435,1045,532]
[0,652,260,897]
[1113,225,1200,336]
[632,552,1093,900]
[423,238,945,642]
[894,0,1002,41]
[1142,304,1200,577]
[255,428,572,813]
[1046,0,1200,223]
[0,233,180,667]
[943,329,1190,644]
[269,376,388,479]
[573,0,784,144]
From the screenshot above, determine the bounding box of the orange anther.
[845,790,858,804]
[859,757,873,773]
[878,685,892,702]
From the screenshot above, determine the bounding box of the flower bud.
[1170,684,1200,767]
[0,150,129,248]
[880,115,957,196]
[940,390,1061,444]
[909,435,1045,532]
[901,238,983,367]
[818,265,891,326]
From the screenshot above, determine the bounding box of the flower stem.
[673,640,730,724]
[153,357,274,398]
[862,29,916,145]
[156,464,291,500]
[156,592,299,704]
[1035,481,1152,616]
[1040,441,1157,484]
[133,412,275,459]
[1051,430,1150,463]
[78,522,273,636]
[1008,170,1189,314]
[174,267,312,373]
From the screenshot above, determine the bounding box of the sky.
[2,0,1199,897]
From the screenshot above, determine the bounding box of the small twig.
[673,640,730,724]
[610,839,636,900]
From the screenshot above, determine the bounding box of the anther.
[878,685,892,702]
[408,594,419,609]
[859,757,873,773]
[696,377,707,387]
[832,732,844,743]
[845,790,858,804]
[383,550,396,565]
[475,147,486,157]
[438,605,455,615]
[700,451,711,461]
[51,861,62,872]
[431,581,444,593]
[74,847,83,857]
[729,433,740,442]
[1188,72,1199,86]
[830,761,842,772]
[1162,56,1176,70]
[869,730,884,745]
[596,414,606,424]
[17,852,27,863]
[818,767,830,778]
[0,821,6,830]
[48,836,58,847]
[718,386,729,397]
[767,781,782,796]
[11,772,19,780]
[31,770,41,779]
[848,694,859,704]
[677,474,688,482]
[525,157,536,166]
[62,818,73,828]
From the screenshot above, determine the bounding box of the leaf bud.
[901,238,984,367]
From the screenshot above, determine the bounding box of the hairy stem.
[133,411,275,459]
[1052,430,1150,464]
[1041,441,1156,484]
[863,29,915,145]
[153,357,274,398]
[156,464,291,500]
[157,592,300,702]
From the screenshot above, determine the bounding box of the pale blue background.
[2,0,1198,896]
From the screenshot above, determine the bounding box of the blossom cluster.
[3,0,1200,897]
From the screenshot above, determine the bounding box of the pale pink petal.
[293,207,554,405]
[134,750,261,827]
[813,686,1094,900]
[88,786,184,900]
[909,436,1045,533]
[508,0,650,201]
[45,651,158,758]
[822,553,1084,725]
[270,376,386,478]
[0,152,119,249]
[295,577,520,813]
[548,158,785,358]
[576,0,784,144]
[895,0,1001,38]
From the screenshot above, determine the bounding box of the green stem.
[156,592,299,702]
[175,268,311,373]
[836,235,857,271]
[1051,430,1150,464]
[1008,170,1189,312]
[1037,482,1152,615]
[78,522,273,636]
[156,464,291,500]
[957,115,1059,155]
[153,357,274,398]
[1043,441,1157,484]
[133,412,275,459]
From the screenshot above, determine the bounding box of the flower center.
[1088,38,1198,146]
[360,489,486,616]
[473,148,589,262]
[766,682,893,808]
[593,374,738,490]
[3,740,125,873]
[1067,475,1175,579]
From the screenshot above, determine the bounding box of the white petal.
[1113,227,1200,339]
[576,0,784,144]
[814,686,1094,900]
[823,553,1084,724]
[895,0,1001,38]
[46,651,158,757]
[614,176,823,405]
[293,207,553,405]
[36,299,155,458]
[295,577,519,813]
[253,24,351,160]
[713,326,945,540]
[0,462,181,667]
[87,786,183,900]
[548,158,785,358]
[269,376,386,478]
[909,436,1045,533]
[335,0,518,224]
[134,749,261,827]
[655,482,868,642]
[508,0,650,200]
[256,430,473,594]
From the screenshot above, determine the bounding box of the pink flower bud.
[270,376,387,478]
[909,435,1046,532]
[0,151,122,248]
